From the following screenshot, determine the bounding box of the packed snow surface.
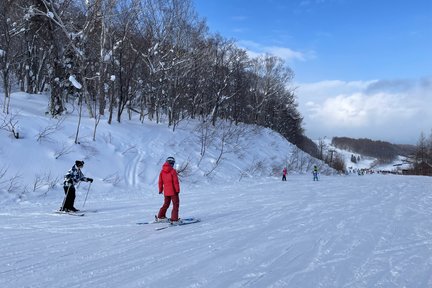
[1,174,432,287]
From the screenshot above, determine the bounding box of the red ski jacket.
[158,162,180,196]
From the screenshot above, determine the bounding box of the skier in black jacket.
[60,160,93,212]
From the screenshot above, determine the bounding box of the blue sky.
[193,0,432,144]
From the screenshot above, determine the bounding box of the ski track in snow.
[124,145,143,188]
[1,175,432,288]
[122,127,165,190]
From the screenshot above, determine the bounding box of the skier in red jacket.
[282,167,287,181]
[157,157,180,223]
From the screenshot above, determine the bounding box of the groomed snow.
[2,174,432,287]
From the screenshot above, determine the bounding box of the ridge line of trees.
[331,137,412,163]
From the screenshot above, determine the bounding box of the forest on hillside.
[331,137,416,162]
[0,0,304,147]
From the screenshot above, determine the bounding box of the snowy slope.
[2,174,432,287]
[1,92,432,287]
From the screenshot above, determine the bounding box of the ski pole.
[61,184,72,211]
[83,182,92,208]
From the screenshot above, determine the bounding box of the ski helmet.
[166,157,175,166]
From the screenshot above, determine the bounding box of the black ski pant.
[62,185,76,210]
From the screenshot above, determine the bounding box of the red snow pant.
[158,193,180,221]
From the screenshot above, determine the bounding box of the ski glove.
[159,191,162,194]
[87,177,94,183]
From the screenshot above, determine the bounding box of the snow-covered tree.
[0,0,26,114]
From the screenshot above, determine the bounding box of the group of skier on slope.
[281,165,319,181]
[61,156,319,221]
[60,156,181,224]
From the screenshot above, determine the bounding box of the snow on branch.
[68,75,82,89]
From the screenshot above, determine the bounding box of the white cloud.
[312,92,418,126]
[266,46,306,61]
[236,40,309,62]
[310,93,369,126]
[296,78,432,144]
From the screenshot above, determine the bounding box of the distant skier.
[60,160,93,212]
[313,165,319,181]
[282,167,287,181]
[156,157,181,223]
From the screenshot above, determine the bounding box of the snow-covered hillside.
[2,92,432,287]
[318,138,411,173]
[0,92,325,205]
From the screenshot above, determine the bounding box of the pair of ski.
[54,209,98,217]
[137,217,201,230]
